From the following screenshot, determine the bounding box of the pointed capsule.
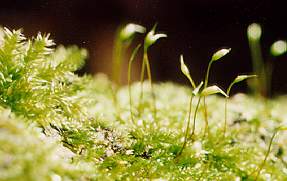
[201,85,228,97]
[180,55,196,88]
[211,48,231,62]
[180,55,191,79]
[227,74,257,95]
[233,75,257,84]
[144,25,167,49]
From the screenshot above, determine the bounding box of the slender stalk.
[202,98,209,136]
[265,60,273,98]
[223,75,257,137]
[111,34,124,119]
[139,56,146,114]
[223,83,233,137]
[128,76,134,124]
[144,50,157,120]
[204,61,213,89]
[128,44,141,125]
[109,37,122,119]
[178,95,193,156]
[254,131,277,181]
[248,30,265,97]
[112,23,145,85]
[249,40,263,80]
[191,96,202,136]
[112,38,123,85]
[110,83,121,121]
[138,25,166,119]
[202,61,213,135]
[223,98,228,137]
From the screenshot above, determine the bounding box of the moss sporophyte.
[139,24,166,120]
[111,23,145,119]
[203,48,231,135]
[224,75,257,137]
[0,23,287,180]
[112,23,146,85]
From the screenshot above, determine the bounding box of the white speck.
[51,174,61,181]
[194,163,201,169]
[126,150,134,155]
[264,173,271,181]
[180,137,185,142]
[106,149,114,157]
[137,119,143,126]
[192,141,203,156]
[96,132,105,142]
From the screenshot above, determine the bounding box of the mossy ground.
[1,75,287,180]
[0,28,287,180]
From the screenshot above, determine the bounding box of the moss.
[0,27,287,180]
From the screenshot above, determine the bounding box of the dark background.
[0,0,286,94]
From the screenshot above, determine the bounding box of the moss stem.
[254,131,277,181]
[191,96,202,136]
[144,51,157,120]
[178,95,193,156]
[203,61,213,135]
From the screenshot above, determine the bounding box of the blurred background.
[0,0,286,94]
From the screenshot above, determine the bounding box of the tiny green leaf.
[247,23,262,41]
[119,23,146,41]
[270,40,287,57]
[201,85,228,97]
[192,81,203,96]
[211,48,231,61]
[180,55,196,89]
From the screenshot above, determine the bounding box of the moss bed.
[0,27,287,181]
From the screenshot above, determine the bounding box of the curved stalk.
[139,25,166,120]
[128,44,141,125]
[204,61,213,89]
[139,56,146,115]
[223,83,233,137]
[144,51,157,120]
[202,97,209,136]
[128,79,134,124]
[191,96,202,137]
[223,98,228,137]
[203,61,213,135]
[110,38,122,118]
[178,95,193,156]
[112,38,123,85]
[254,131,277,181]
[202,48,231,136]
[224,75,257,137]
